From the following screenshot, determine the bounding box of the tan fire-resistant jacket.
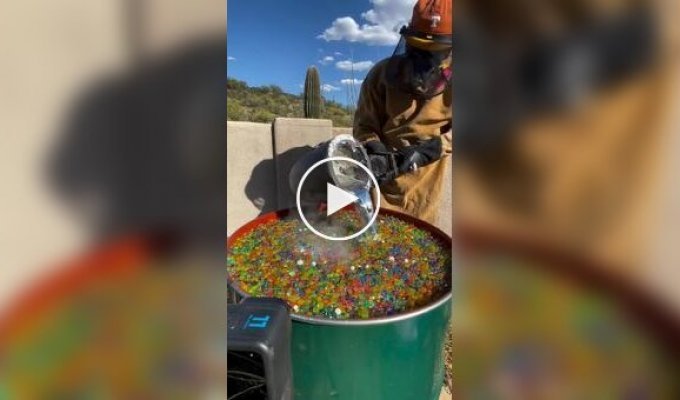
[353,59,452,225]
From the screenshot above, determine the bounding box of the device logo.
[243,314,270,329]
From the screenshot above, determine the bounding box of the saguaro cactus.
[303,66,321,118]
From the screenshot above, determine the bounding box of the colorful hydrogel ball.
[227,211,451,320]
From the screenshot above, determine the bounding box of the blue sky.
[227,0,415,105]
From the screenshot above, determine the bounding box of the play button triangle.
[326,183,359,217]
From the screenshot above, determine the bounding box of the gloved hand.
[363,140,397,185]
[363,137,443,186]
[395,137,442,174]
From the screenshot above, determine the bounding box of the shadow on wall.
[47,38,226,243]
[244,145,314,215]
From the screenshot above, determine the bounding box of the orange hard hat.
[403,0,453,51]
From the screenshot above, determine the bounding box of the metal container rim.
[229,282,451,326]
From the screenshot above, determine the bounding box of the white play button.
[326,183,359,217]
[296,156,380,241]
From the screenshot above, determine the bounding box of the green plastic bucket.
[228,208,452,400]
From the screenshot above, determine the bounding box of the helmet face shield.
[386,35,452,98]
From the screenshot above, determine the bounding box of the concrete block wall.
[273,118,333,210]
[227,118,335,234]
[226,121,275,234]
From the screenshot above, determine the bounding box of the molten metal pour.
[327,135,378,236]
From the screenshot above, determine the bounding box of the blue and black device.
[227,297,292,400]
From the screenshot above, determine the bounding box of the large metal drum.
[227,208,452,400]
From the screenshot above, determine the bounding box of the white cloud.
[318,0,413,46]
[335,60,374,72]
[341,79,364,86]
[321,84,341,92]
[318,56,335,65]
[227,56,236,61]
[334,51,343,56]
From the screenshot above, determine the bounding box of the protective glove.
[363,140,398,186]
[363,137,443,186]
[395,137,442,174]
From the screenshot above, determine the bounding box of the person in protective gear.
[353,0,453,224]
